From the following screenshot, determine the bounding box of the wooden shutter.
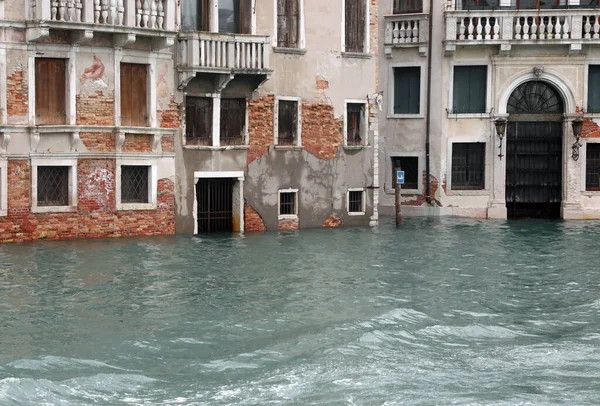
[186,97,213,146]
[345,0,365,53]
[277,0,299,48]
[220,98,246,145]
[120,63,147,127]
[278,100,297,145]
[35,59,66,125]
[589,66,600,113]
[453,66,486,114]
[393,67,420,115]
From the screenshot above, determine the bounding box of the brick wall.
[122,134,153,152]
[161,134,174,153]
[76,91,114,126]
[244,203,266,232]
[0,159,175,243]
[7,68,28,119]
[278,217,299,231]
[582,119,600,138]
[159,97,181,129]
[80,132,116,152]
[247,95,275,164]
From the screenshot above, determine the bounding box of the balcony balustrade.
[384,13,429,57]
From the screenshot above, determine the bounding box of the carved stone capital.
[116,132,125,152]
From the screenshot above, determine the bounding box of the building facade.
[380,0,600,220]
[0,0,178,242]
[174,0,380,233]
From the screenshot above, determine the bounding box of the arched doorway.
[505,81,564,219]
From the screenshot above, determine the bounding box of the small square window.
[348,190,365,214]
[279,190,297,216]
[393,67,420,115]
[121,166,149,204]
[38,166,69,206]
[452,143,485,190]
[277,99,299,146]
[586,143,600,191]
[453,65,487,114]
[391,156,419,189]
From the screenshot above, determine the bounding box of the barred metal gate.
[196,178,233,233]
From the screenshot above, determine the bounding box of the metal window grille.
[394,0,423,13]
[37,166,69,206]
[121,165,149,203]
[347,103,364,146]
[452,143,485,190]
[348,190,363,213]
[391,156,419,189]
[278,100,298,145]
[279,192,296,215]
[587,144,600,191]
[220,98,246,146]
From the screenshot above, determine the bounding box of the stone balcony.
[177,31,272,90]
[444,8,600,55]
[384,13,429,57]
[27,0,176,49]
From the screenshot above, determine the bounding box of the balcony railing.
[444,9,600,54]
[447,0,600,10]
[384,14,429,56]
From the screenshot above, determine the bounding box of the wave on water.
[5,356,137,373]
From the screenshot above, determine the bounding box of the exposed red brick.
[80,132,116,152]
[323,215,343,228]
[159,97,181,129]
[161,134,174,153]
[404,172,442,207]
[244,203,266,232]
[582,118,600,139]
[76,91,114,126]
[7,69,28,118]
[122,134,153,152]
[278,217,299,231]
[247,95,274,164]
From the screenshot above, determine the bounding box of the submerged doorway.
[505,81,564,219]
[196,178,233,232]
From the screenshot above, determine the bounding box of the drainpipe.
[425,0,434,205]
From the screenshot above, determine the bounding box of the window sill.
[278,214,298,220]
[117,202,157,211]
[341,52,373,60]
[348,211,366,216]
[183,145,250,150]
[447,113,491,119]
[0,209,6,217]
[31,205,77,214]
[387,113,424,119]
[582,191,600,196]
[273,47,307,55]
[343,145,371,150]
[275,145,303,150]
[445,189,489,196]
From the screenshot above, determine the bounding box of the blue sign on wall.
[396,171,405,185]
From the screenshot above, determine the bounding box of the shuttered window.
[220,98,246,145]
[588,65,600,113]
[35,59,66,125]
[345,0,366,53]
[391,156,419,189]
[120,63,148,127]
[393,0,423,13]
[586,143,600,191]
[277,0,300,48]
[278,100,298,145]
[219,0,251,34]
[181,0,209,31]
[347,103,365,146]
[452,143,485,190]
[186,97,213,146]
[393,67,420,115]
[453,65,487,114]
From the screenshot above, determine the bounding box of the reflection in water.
[1,218,600,404]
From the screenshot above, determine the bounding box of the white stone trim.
[115,157,158,211]
[385,152,425,195]
[347,187,366,215]
[388,62,426,119]
[344,99,369,146]
[581,138,600,193]
[115,51,158,127]
[447,60,492,118]
[446,137,491,195]
[274,96,302,146]
[31,157,78,213]
[194,171,245,179]
[278,188,298,219]
[273,0,305,49]
[341,0,370,53]
[0,48,6,125]
[0,158,7,217]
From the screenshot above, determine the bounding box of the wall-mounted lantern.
[494,118,507,160]
[571,118,584,161]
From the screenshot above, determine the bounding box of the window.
[121,166,149,204]
[451,143,485,190]
[588,65,600,113]
[586,143,600,191]
[347,189,365,214]
[35,58,66,125]
[393,67,420,115]
[394,0,422,13]
[279,189,298,217]
[186,96,213,146]
[219,0,252,34]
[453,65,487,114]
[346,102,366,146]
[277,0,300,48]
[344,0,366,53]
[120,63,148,127]
[31,158,77,213]
[277,99,300,146]
[182,0,210,31]
[220,98,246,145]
[391,156,419,189]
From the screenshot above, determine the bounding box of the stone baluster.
[391,21,399,43]
[94,0,100,23]
[547,17,554,39]
[539,17,546,39]
[485,17,491,40]
[149,0,157,29]
[555,17,563,40]
[157,0,164,29]
[514,17,522,40]
[136,0,142,27]
[493,17,500,40]
[116,0,124,25]
[51,0,59,20]
[459,17,466,40]
[75,0,83,22]
[108,0,116,24]
[142,0,150,28]
[467,17,474,40]
[530,17,537,40]
[58,0,66,20]
[594,16,600,39]
[585,16,592,39]
[66,0,73,21]
[522,16,530,40]
[562,16,570,40]
[476,17,483,40]
[100,0,108,23]
[398,21,405,43]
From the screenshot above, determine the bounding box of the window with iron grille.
[278,100,299,145]
[220,98,246,145]
[279,191,297,216]
[394,0,422,13]
[453,65,487,114]
[348,190,364,213]
[451,143,485,190]
[37,166,69,206]
[347,103,365,146]
[391,156,419,189]
[121,166,149,203]
[393,67,420,115]
[586,143,600,191]
[186,96,213,146]
[277,0,300,48]
[345,0,366,53]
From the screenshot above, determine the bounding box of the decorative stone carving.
[533,66,544,78]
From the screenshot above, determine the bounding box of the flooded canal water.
[1,217,600,405]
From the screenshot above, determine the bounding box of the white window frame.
[273,0,306,49]
[274,96,302,147]
[347,188,366,215]
[0,159,7,217]
[446,138,490,195]
[31,157,78,213]
[116,157,158,211]
[387,152,424,195]
[581,139,600,194]
[448,61,492,118]
[341,0,370,54]
[115,54,157,128]
[208,0,257,34]
[388,62,425,119]
[344,99,369,147]
[278,188,298,219]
